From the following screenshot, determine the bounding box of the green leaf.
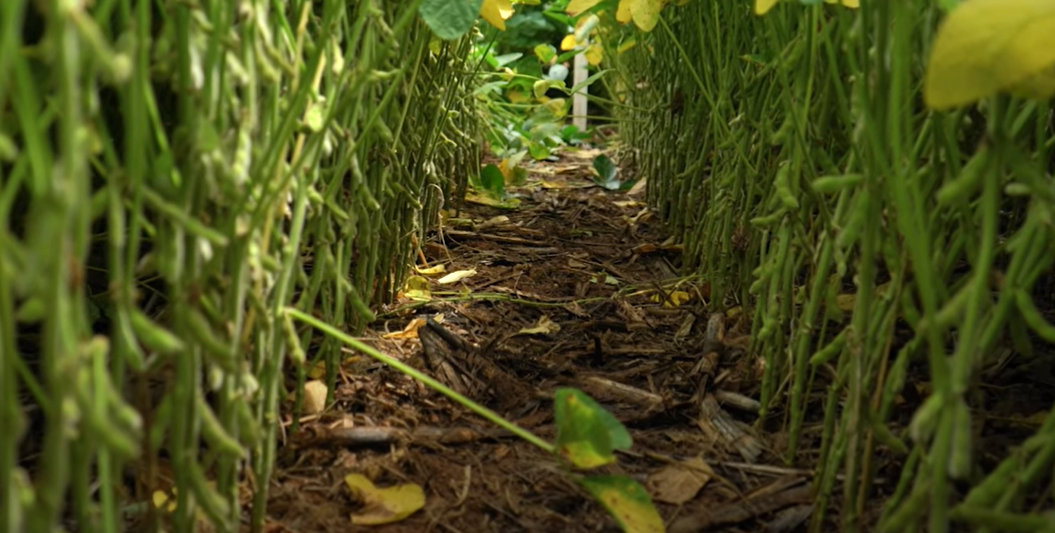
[480,163,506,198]
[578,476,664,533]
[591,154,623,190]
[419,0,485,40]
[553,388,632,469]
[923,0,1055,110]
[494,52,524,67]
[534,43,557,64]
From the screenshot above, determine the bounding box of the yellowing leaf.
[414,264,447,275]
[585,43,604,66]
[345,474,425,525]
[566,0,605,15]
[620,0,666,32]
[402,275,432,300]
[616,0,632,24]
[650,290,691,307]
[382,317,429,339]
[542,97,568,118]
[437,269,478,285]
[823,0,859,7]
[561,34,580,51]
[480,0,515,30]
[754,0,781,15]
[507,89,530,103]
[924,0,1055,110]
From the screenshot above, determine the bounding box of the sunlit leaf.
[345,474,425,525]
[578,476,664,533]
[618,0,666,32]
[566,0,605,15]
[561,34,580,51]
[924,0,1055,110]
[554,388,632,469]
[534,43,557,63]
[480,0,516,30]
[585,43,604,66]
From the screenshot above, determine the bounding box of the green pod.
[936,147,989,206]
[15,297,45,323]
[197,394,246,458]
[774,165,799,210]
[347,285,376,323]
[149,393,172,452]
[186,461,233,528]
[867,406,909,456]
[947,397,973,480]
[750,209,785,228]
[835,204,865,251]
[769,117,794,146]
[1014,289,1055,342]
[282,311,307,365]
[129,308,185,355]
[186,310,237,373]
[811,174,864,195]
[908,392,943,445]
[234,398,261,444]
[809,328,847,366]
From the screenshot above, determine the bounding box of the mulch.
[260,147,836,533]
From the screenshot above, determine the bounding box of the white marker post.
[572,36,588,132]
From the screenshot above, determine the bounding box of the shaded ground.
[260,148,832,533]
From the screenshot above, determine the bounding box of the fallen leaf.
[477,215,510,229]
[403,275,432,300]
[345,474,425,525]
[437,269,478,285]
[646,456,713,504]
[518,315,561,335]
[383,318,429,339]
[415,264,447,275]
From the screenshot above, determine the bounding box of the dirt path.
[263,150,820,533]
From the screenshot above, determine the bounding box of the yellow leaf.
[437,269,477,285]
[585,43,604,66]
[617,38,638,54]
[345,474,425,525]
[924,0,1055,110]
[616,0,632,24]
[561,34,580,51]
[542,97,568,118]
[566,0,605,15]
[620,0,666,32]
[507,89,530,103]
[823,0,859,7]
[480,0,516,31]
[414,264,447,275]
[382,317,429,339]
[755,0,780,15]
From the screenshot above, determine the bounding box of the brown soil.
[258,148,833,533]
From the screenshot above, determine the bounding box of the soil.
[259,147,833,533]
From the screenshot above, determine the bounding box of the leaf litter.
[261,150,856,533]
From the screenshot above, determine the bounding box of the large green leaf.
[419,0,485,40]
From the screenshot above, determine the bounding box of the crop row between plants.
[593,0,1055,531]
[1,2,482,532]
